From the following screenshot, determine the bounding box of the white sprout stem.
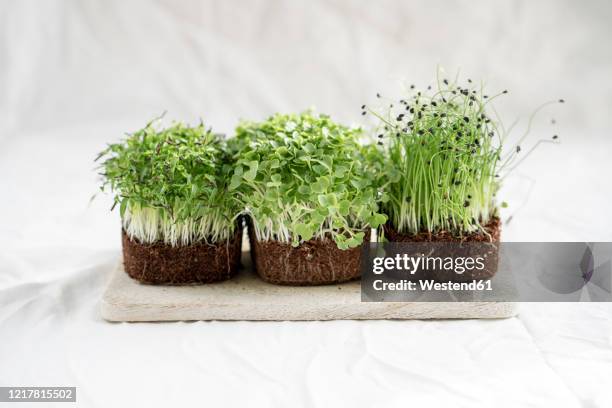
[122,204,234,246]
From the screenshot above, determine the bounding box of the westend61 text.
[372,279,493,292]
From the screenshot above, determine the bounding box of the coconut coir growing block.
[122,229,242,284]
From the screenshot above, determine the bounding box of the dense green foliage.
[229,111,387,249]
[369,74,561,236]
[97,119,238,246]
[369,78,510,235]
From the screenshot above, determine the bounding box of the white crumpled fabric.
[1,1,611,407]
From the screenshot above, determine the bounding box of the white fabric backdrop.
[1,1,611,407]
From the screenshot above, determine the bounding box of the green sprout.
[229,111,387,249]
[96,117,239,246]
[366,73,562,236]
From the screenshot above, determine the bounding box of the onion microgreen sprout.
[229,111,387,249]
[366,73,562,236]
[97,118,238,246]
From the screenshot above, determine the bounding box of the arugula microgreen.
[229,111,386,249]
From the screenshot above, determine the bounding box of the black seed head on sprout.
[361,111,366,116]
[377,141,383,145]
[410,84,415,89]
[468,78,472,83]
[503,90,508,94]
[418,129,424,135]
[377,134,383,139]
[463,117,469,123]
[553,135,558,140]
[516,146,521,153]
[484,95,488,98]
[361,104,366,109]
[376,93,381,98]
[443,79,449,85]
[464,200,470,207]
[559,99,565,103]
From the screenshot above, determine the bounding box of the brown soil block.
[248,224,369,286]
[383,217,501,282]
[121,228,242,285]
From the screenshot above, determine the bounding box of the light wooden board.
[101,252,517,321]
